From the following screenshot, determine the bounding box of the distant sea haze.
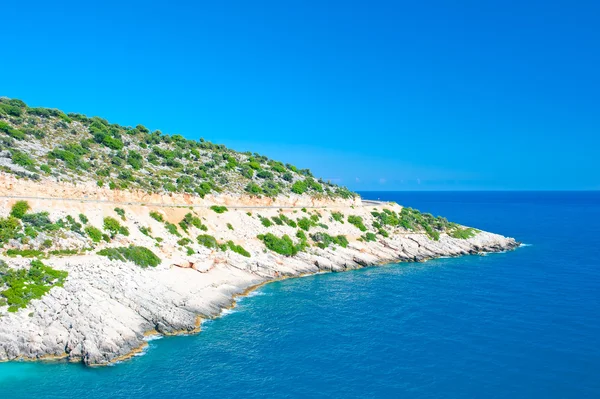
[1,191,599,398]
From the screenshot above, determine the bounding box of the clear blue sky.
[2,0,598,190]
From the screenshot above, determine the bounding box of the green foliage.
[11,150,35,167]
[177,237,192,246]
[97,246,161,268]
[103,216,122,237]
[0,104,24,118]
[331,212,344,223]
[291,180,308,195]
[279,214,297,228]
[165,222,180,236]
[197,234,218,248]
[49,249,81,256]
[127,150,144,170]
[0,260,68,312]
[78,214,88,224]
[0,121,25,139]
[271,216,284,226]
[297,217,315,231]
[296,230,307,241]
[305,177,323,192]
[257,233,304,256]
[347,215,367,232]
[10,201,30,219]
[245,182,262,195]
[85,226,103,243]
[0,98,359,200]
[227,223,234,230]
[362,232,377,242]
[449,227,478,239]
[210,205,228,214]
[48,148,88,170]
[256,169,273,179]
[5,249,44,257]
[260,217,273,228]
[180,212,207,231]
[310,233,349,249]
[149,211,164,222]
[21,212,52,229]
[114,207,126,220]
[139,226,152,237]
[398,207,453,240]
[225,241,250,257]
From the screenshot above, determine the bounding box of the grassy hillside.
[0,97,355,199]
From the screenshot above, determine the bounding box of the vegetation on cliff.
[0,259,68,312]
[0,97,355,199]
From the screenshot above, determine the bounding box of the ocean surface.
[1,191,599,398]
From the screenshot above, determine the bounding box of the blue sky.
[2,0,598,190]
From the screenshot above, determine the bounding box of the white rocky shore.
[0,184,518,365]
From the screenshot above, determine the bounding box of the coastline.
[0,179,520,366]
[2,242,518,367]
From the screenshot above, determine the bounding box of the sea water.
[1,191,598,398]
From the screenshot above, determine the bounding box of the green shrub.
[165,222,180,236]
[226,241,250,257]
[114,207,126,220]
[85,226,103,243]
[348,215,367,232]
[296,230,307,241]
[0,121,26,139]
[297,217,314,231]
[271,216,284,226]
[10,201,30,219]
[362,232,377,242]
[177,237,192,246]
[0,259,68,312]
[103,217,122,237]
[11,150,35,167]
[21,212,52,229]
[257,233,304,256]
[210,205,228,214]
[245,182,262,195]
[449,227,478,239]
[309,232,349,249]
[279,214,297,228]
[260,217,273,228]
[49,249,81,256]
[305,178,323,192]
[6,249,44,258]
[78,214,88,224]
[149,211,164,222]
[331,212,344,223]
[180,212,206,231]
[256,169,273,179]
[227,223,234,230]
[291,180,308,195]
[197,234,218,248]
[97,246,161,268]
[127,150,144,170]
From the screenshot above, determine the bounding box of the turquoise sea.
[1,191,599,398]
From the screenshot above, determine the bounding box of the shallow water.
[1,191,599,398]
